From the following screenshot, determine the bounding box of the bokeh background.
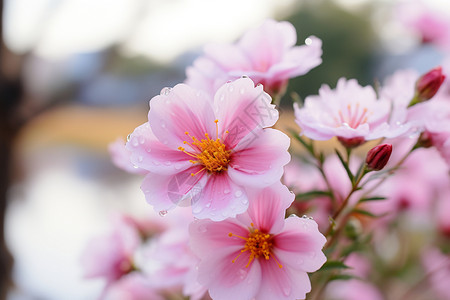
[1,0,449,299]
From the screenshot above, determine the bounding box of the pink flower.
[126,77,290,221]
[136,208,207,300]
[108,137,146,174]
[189,183,327,300]
[397,1,450,50]
[102,273,164,300]
[422,248,450,300]
[80,215,140,283]
[186,19,322,97]
[294,78,407,148]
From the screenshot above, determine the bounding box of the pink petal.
[140,168,206,213]
[214,78,279,149]
[274,217,327,272]
[149,84,216,149]
[108,137,146,174]
[256,258,311,300]
[126,122,192,175]
[228,128,290,187]
[204,44,252,71]
[189,219,248,258]
[237,183,294,235]
[197,247,262,300]
[239,20,297,70]
[191,173,249,221]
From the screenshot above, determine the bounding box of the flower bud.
[411,66,446,105]
[365,144,392,171]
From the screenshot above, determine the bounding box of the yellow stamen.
[179,120,231,174]
[228,223,282,268]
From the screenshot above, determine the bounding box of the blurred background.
[1,0,449,299]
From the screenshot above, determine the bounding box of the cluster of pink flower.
[84,17,450,300]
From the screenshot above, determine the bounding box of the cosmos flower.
[189,183,327,300]
[294,78,408,148]
[186,19,322,97]
[126,77,290,220]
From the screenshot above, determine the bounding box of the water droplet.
[219,95,225,101]
[146,148,152,153]
[234,190,243,198]
[198,224,207,233]
[226,80,232,83]
[241,75,248,78]
[132,139,139,147]
[174,163,182,170]
[238,269,247,279]
[139,136,145,144]
[126,134,131,142]
[159,210,168,217]
[241,198,248,205]
[308,251,316,258]
[223,189,231,194]
[305,37,312,45]
[164,161,172,166]
[205,203,211,208]
[288,213,298,218]
[138,156,144,162]
[256,83,263,87]
[282,286,291,296]
[297,258,304,265]
[302,215,309,219]
[160,87,172,95]
[228,85,234,92]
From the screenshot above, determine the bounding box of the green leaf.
[319,260,350,271]
[335,149,354,182]
[295,190,332,201]
[328,274,358,281]
[359,196,386,203]
[288,128,315,155]
[352,208,377,218]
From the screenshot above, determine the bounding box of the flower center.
[334,103,370,129]
[228,223,282,268]
[178,120,231,176]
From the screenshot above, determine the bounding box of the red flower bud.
[365,144,392,171]
[414,66,446,103]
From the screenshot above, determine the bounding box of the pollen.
[178,120,231,175]
[229,223,282,268]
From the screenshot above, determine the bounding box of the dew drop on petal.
[241,75,248,78]
[205,203,211,208]
[256,83,263,87]
[238,268,247,279]
[138,156,144,162]
[146,148,152,153]
[139,136,145,144]
[219,94,225,102]
[132,138,139,147]
[228,85,234,92]
[223,189,231,195]
[126,134,131,142]
[241,198,248,205]
[226,80,232,83]
[282,286,292,297]
[305,37,312,45]
[164,161,171,166]
[234,190,243,198]
[160,87,172,95]
[159,210,168,217]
